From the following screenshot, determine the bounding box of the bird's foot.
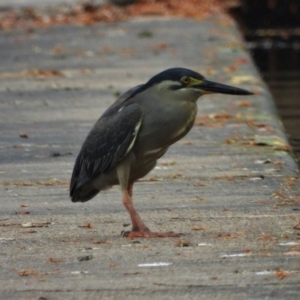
[121,230,182,238]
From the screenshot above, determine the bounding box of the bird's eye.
[181,76,190,84]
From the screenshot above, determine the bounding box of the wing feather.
[70,103,142,198]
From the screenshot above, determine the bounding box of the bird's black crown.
[146,68,205,86]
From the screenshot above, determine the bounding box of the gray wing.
[101,84,144,117]
[70,103,142,199]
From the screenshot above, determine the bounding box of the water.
[246,37,300,165]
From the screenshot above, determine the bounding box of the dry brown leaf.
[52,45,67,54]
[257,233,271,241]
[175,240,191,247]
[283,251,300,256]
[78,222,92,229]
[237,101,251,107]
[191,225,206,231]
[293,222,300,230]
[27,68,65,78]
[150,43,169,51]
[48,257,64,263]
[214,233,244,239]
[210,113,232,120]
[234,58,249,65]
[190,197,206,201]
[18,269,37,276]
[253,200,270,204]
[275,269,289,280]
[194,115,224,127]
[15,211,30,215]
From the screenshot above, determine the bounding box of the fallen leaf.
[237,101,250,107]
[150,43,169,51]
[209,113,232,120]
[52,45,67,54]
[253,200,270,204]
[190,197,206,201]
[283,251,300,256]
[48,257,64,263]
[100,46,113,53]
[15,211,30,215]
[193,182,207,187]
[234,58,249,65]
[191,225,206,231]
[175,240,190,247]
[223,65,237,73]
[293,222,300,230]
[18,269,37,276]
[275,269,289,280]
[78,222,92,229]
[257,234,271,241]
[19,133,29,139]
[214,233,244,239]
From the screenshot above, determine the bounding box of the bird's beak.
[195,79,253,95]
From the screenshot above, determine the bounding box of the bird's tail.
[71,186,100,202]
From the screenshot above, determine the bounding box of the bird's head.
[144,67,253,102]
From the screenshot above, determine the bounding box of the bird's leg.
[117,155,181,238]
[121,183,150,234]
[121,183,182,238]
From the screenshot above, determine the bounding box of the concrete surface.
[0,11,300,300]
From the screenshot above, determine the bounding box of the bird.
[70,67,253,238]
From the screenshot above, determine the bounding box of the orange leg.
[122,183,181,238]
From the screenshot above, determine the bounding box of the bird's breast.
[134,100,197,155]
[169,105,197,141]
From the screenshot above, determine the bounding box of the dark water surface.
[246,37,300,165]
